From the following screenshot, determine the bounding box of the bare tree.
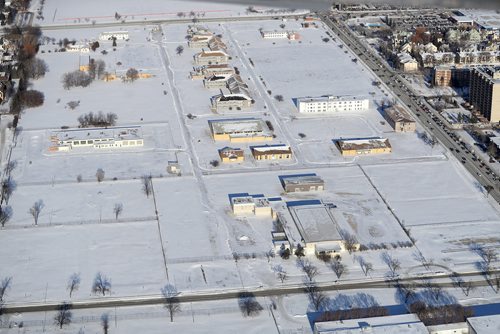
[463,280,473,296]
[2,179,15,203]
[359,257,373,277]
[396,282,416,304]
[304,283,327,311]
[298,258,319,281]
[176,45,184,55]
[96,168,105,182]
[5,161,17,174]
[161,284,181,322]
[272,265,287,283]
[331,259,346,279]
[425,280,443,302]
[54,302,72,329]
[141,174,153,198]
[125,68,139,82]
[113,203,123,220]
[0,277,12,301]
[62,70,93,89]
[29,200,44,225]
[340,230,358,254]
[101,313,110,334]
[482,248,497,265]
[0,206,13,227]
[67,273,81,298]
[238,292,263,317]
[92,272,111,296]
[294,243,305,257]
[382,252,401,277]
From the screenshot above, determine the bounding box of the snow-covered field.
[1,7,500,333]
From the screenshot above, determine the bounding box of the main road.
[3,269,498,314]
[319,13,500,203]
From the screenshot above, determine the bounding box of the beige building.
[209,118,273,142]
[211,93,252,112]
[470,66,500,122]
[188,33,213,48]
[203,73,232,89]
[194,50,229,66]
[385,105,416,132]
[336,138,392,156]
[397,53,418,72]
[218,147,244,163]
[281,174,325,192]
[190,64,234,80]
[297,95,369,113]
[231,194,274,218]
[251,144,292,160]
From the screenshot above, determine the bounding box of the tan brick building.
[470,67,500,122]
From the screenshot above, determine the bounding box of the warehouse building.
[384,105,416,132]
[208,118,273,142]
[279,173,325,192]
[336,137,392,156]
[297,95,369,113]
[287,200,347,255]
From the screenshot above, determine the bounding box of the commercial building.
[99,31,129,41]
[229,193,274,218]
[218,147,244,163]
[211,93,252,111]
[208,118,273,142]
[194,50,229,66]
[279,173,325,193]
[314,314,428,334]
[384,105,416,132]
[297,95,369,113]
[287,201,346,255]
[336,137,392,156]
[470,66,500,122]
[251,144,292,160]
[49,127,144,152]
[260,30,299,40]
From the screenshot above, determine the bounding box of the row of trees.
[77,111,117,128]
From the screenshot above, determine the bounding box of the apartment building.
[194,50,229,66]
[297,95,369,113]
[469,66,500,122]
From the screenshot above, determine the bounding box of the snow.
[2,6,500,333]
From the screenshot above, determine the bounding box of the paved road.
[319,13,500,204]
[3,269,498,314]
[37,13,304,31]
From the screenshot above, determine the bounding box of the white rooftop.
[468,314,500,334]
[298,95,366,103]
[209,119,267,134]
[289,204,342,243]
[315,314,427,334]
[52,126,143,142]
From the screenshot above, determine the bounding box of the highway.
[2,269,498,314]
[319,13,500,203]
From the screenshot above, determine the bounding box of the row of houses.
[418,51,500,68]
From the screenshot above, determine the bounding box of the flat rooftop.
[298,95,367,103]
[251,144,291,153]
[283,175,324,186]
[468,314,500,334]
[337,137,391,151]
[315,314,427,334]
[288,204,341,243]
[52,126,143,142]
[209,118,267,134]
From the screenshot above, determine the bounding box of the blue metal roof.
[251,194,265,198]
[227,193,249,205]
[267,197,282,202]
[286,200,322,207]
